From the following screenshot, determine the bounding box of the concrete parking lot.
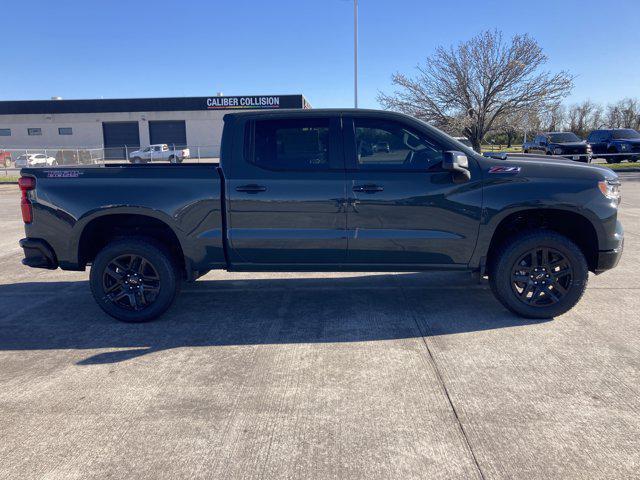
[0,175,639,479]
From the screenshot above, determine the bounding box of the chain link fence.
[0,145,221,178]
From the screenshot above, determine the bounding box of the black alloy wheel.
[490,230,588,319]
[90,238,180,322]
[102,254,161,311]
[510,247,573,307]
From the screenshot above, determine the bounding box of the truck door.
[226,116,347,265]
[530,135,546,155]
[155,145,162,161]
[343,116,482,266]
[140,147,152,161]
[588,131,607,155]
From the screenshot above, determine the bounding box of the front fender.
[467,177,609,269]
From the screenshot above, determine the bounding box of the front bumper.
[595,243,623,274]
[594,221,624,274]
[19,238,58,269]
[561,153,591,163]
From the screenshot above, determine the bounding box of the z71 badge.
[488,166,521,174]
[45,170,83,178]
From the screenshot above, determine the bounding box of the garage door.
[102,122,140,159]
[149,121,187,148]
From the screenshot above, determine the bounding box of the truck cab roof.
[223,108,420,121]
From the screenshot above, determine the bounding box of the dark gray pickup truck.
[19,109,624,322]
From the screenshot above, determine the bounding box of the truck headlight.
[620,144,630,151]
[586,144,592,153]
[553,148,563,155]
[598,180,621,204]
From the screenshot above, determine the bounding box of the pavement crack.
[395,277,487,480]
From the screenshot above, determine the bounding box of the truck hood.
[484,154,617,182]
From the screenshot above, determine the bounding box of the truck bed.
[21,164,225,276]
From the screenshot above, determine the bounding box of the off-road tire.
[489,230,589,319]
[90,238,180,322]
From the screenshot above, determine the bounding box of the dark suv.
[523,132,592,162]
[587,129,640,163]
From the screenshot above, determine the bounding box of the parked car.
[0,149,11,167]
[128,144,190,164]
[14,154,57,168]
[19,109,623,323]
[587,128,640,163]
[523,132,592,162]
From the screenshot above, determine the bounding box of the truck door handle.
[236,184,267,193]
[353,184,383,193]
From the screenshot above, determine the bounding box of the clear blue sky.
[3,0,639,108]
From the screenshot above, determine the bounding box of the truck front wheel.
[89,238,180,322]
[489,230,588,319]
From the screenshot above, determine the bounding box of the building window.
[28,128,42,136]
[0,128,10,136]
[58,127,73,135]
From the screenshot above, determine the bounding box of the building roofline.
[0,94,310,115]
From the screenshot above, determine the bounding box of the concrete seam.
[395,277,487,480]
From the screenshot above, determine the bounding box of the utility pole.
[354,0,358,108]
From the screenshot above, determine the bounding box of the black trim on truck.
[19,238,58,269]
[595,245,623,274]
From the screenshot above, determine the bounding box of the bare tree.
[378,30,574,151]
[540,102,566,132]
[606,98,640,130]
[567,101,601,138]
[589,104,605,132]
[496,109,532,147]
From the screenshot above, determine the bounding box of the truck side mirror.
[443,151,471,183]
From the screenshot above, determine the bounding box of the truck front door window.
[354,119,444,170]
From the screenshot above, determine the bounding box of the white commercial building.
[0,94,310,159]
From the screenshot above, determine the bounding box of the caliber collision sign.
[206,96,282,109]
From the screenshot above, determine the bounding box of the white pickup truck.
[128,144,190,164]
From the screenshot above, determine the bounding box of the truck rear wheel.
[489,230,588,319]
[89,238,180,322]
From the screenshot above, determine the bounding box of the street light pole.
[354,0,358,108]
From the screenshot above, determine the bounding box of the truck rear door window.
[252,119,330,171]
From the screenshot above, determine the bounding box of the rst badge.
[488,166,521,174]
[45,170,83,178]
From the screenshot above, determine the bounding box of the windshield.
[612,129,640,140]
[548,133,582,143]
